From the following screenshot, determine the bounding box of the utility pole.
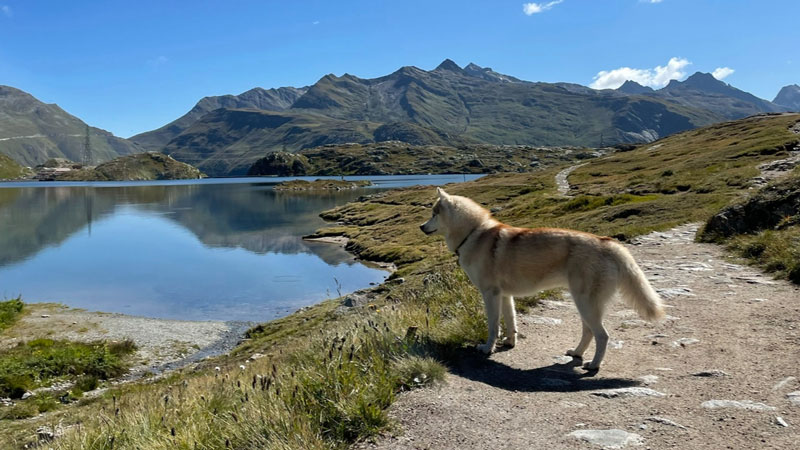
[82,124,92,167]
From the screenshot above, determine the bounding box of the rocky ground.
[360,224,800,449]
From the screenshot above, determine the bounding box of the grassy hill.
[0,153,31,179]
[247,142,600,176]
[56,152,203,181]
[3,114,798,449]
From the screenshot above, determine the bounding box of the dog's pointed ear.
[436,187,449,199]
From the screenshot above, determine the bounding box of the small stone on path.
[568,429,643,448]
[775,416,789,427]
[638,375,659,385]
[773,376,796,391]
[591,387,666,398]
[787,391,800,406]
[672,338,700,348]
[646,416,687,429]
[691,369,729,378]
[701,399,776,411]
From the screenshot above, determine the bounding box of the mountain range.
[1,60,796,176]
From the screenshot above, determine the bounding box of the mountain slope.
[0,86,143,167]
[130,86,307,150]
[773,84,800,111]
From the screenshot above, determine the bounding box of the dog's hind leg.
[477,289,501,354]
[566,320,592,359]
[582,313,609,370]
[501,295,517,347]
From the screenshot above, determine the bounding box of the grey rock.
[342,292,369,307]
[701,399,776,411]
[787,391,800,406]
[775,416,789,427]
[773,376,797,391]
[646,416,687,429]
[638,375,659,385]
[568,429,643,448]
[671,337,700,348]
[691,369,729,377]
[591,387,667,398]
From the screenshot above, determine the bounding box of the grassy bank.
[1,114,798,448]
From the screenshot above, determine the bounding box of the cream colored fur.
[420,188,664,370]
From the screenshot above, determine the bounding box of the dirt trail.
[361,224,800,449]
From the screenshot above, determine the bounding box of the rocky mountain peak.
[433,59,464,73]
[617,80,654,95]
[773,84,800,110]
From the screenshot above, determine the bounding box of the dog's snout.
[419,224,425,231]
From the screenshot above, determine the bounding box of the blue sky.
[1,0,797,138]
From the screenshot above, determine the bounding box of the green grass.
[0,153,31,179]
[0,338,137,399]
[0,297,24,331]
[726,229,800,283]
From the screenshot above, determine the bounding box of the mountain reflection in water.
[0,176,480,321]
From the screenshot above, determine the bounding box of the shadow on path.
[450,351,641,393]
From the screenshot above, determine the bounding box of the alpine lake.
[0,175,481,322]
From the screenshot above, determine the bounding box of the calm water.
[0,175,481,321]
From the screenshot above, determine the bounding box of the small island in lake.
[50,152,204,181]
[273,179,372,191]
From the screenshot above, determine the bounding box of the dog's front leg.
[477,289,501,354]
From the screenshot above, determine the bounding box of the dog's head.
[419,187,452,236]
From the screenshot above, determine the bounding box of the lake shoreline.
[1,303,255,381]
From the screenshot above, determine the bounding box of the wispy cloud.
[643,0,664,3]
[147,56,168,68]
[312,20,319,25]
[522,1,563,15]
[1,5,12,17]
[711,67,734,80]
[590,57,691,89]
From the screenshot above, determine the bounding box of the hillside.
[130,86,308,150]
[0,153,31,179]
[56,152,203,181]
[247,142,600,176]
[0,86,143,167]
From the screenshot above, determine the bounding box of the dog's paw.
[565,349,583,359]
[582,361,601,371]
[476,343,494,354]
[501,335,516,348]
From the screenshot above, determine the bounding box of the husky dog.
[420,188,664,370]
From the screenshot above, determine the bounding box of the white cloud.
[523,0,563,15]
[712,67,734,80]
[1,5,11,17]
[590,57,691,90]
[645,0,663,3]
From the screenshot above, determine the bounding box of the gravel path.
[555,163,586,197]
[361,224,800,449]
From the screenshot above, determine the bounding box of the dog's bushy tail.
[614,245,665,321]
